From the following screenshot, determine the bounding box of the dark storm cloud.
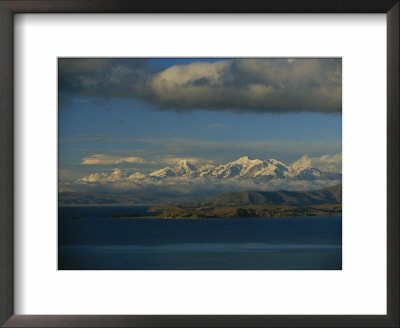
[59,58,341,113]
[58,58,154,103]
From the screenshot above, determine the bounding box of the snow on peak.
[149,167,175,178]
[235,156,250,163]
[233,156,262,165]
[149,155,341,181]
[267,158,284,165]
[150,159,197,179]
[173,160,197,174]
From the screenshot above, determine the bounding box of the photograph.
[58,58,342,270]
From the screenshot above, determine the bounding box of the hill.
[150,184,342,219]
[193,184,342,207]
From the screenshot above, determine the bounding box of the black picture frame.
[0,1,398,327]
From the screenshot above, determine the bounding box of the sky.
[58,58,342,194]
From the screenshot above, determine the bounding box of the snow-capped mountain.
[150,159,197,179]
[150,156,341,181]
[197,156,288,180]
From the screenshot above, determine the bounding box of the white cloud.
[79,168,125,182]
[78,168,149,185]
[81,154,143,165]
[291,153,342,173]
[75,171,340,195]
[127,172,147,180]
[148,59,341,113]
[157,157,215,167]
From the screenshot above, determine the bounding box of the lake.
[58,206,342,270]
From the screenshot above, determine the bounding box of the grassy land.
[149,203,342,219]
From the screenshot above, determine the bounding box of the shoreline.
[59,203,156,207]
[62,203,342,219]
[110,215,342,220]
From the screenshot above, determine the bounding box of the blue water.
[58,206,342,270]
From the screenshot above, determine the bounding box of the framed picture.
[0,1,398,327]
[58,56,343,271]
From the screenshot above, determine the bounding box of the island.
[148,203,341,219]
[110,184,342,219]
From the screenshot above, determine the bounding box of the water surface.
[58,206,342,270]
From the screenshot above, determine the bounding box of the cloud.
[78,169,147,183]
[79,168,124,183]
[59,58,341,114]
[81,154,143,165]
[148,59,341,113]
[58,58,155,107]
[157,156,214,166]
[127,172,147,180]
[291,153,342,173]
[75,170,340,195]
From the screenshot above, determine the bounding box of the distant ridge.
[151,184,342,219]
[194,184,342,207]
[149,156,341,182]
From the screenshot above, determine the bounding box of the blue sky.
[58,58,342,190]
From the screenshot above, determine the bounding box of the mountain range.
[62,155,341,205]
[149,156,341,182]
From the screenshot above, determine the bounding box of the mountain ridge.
[149,156,341,182]
[190,184,342,207]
